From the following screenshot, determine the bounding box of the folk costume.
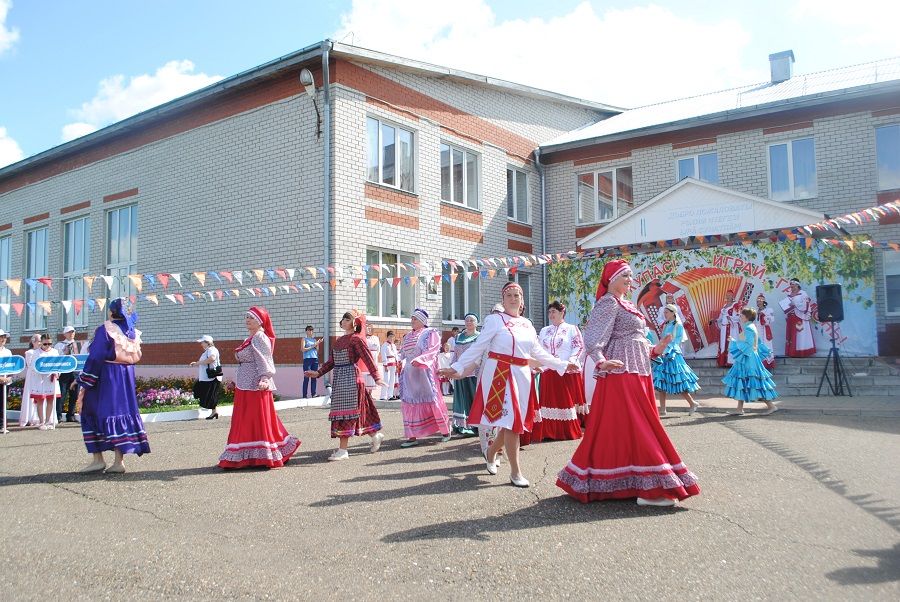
[715,296,742,367]
[783,283,816,358]
[557,261,700,503]
[450,319,480,433]
[29,346,61,429]
[77,298,150,456]
[218,307,299,468]
[652,319,701,395]
[379,339,399,401]
[723,322,778,403]
[399,309,450,440]
[757,296,776,370]
[18,346,40,427]
[536,317,585,441]
[316,312,384,438]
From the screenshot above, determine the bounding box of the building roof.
[0,41,620,183]
[543,56,900,153]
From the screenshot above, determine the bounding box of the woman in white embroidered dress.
[756,294,776,370]
[536,301,585,441]
[18,334,42,427]
[441,282,577,488]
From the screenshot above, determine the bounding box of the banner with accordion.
[549,239,877,358]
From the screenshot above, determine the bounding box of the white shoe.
[688,403,701,416]
[370,432,384,453]
[328,449,350,461]
[637,497,676,507]
[38,424,50,431]
[485,452,499,475]
[510,474,530,488]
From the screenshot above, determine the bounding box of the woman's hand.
[258,379,270,391]
[190,361,197,366]
[565,361,580,373]
[375,379,386,387]
[438,367,460,380]
[304,370,319,378]
[598,359,624,371]
[75,388,85,414]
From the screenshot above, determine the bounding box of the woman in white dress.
[441,282,577,488]
[19,334,42,427]
[30,334,61,430]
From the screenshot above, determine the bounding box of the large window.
[107,205,138,299]
[886,251,900,316]
[576,166,633,225]
[442,263,480,322]
[876,124,900,191]
[0,237,9,332]
[25,228,48,330]
[506,168,529,223]
[366,249,417,318]
[63,217,90,327]
[367,116,414,192]
[769,138,817,200]
[440,143,479,209]
[677,152,719,184]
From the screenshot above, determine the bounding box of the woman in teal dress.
[722,307,778,415]
[653,305,701,416]
[450,313,479,437]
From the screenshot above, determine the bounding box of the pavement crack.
[49,482,176,525]
[691,508,755,536]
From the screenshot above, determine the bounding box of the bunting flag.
[170,273,183,287]
[245,288,256,297]
[87,299,96,312]
[128,274,144,292]
[145,274,158,288]
[329,279,337,290]
[220,271,233,283]
[165,294,177,304]
[216,290,224,300]
[4,279,22,296]
[37,301,52,315]
[101,275,114,291]
[353,278,362,288]
[286,268,296,280]
[268,286,277,296]
[232,271,244,285]
[275,268,287,280]
[266,269,276,282]
[61,300,72,314]
[158,273,170,289]
[302,283,311,291]
[73,299,84,315]
[305,267,317,278]
[253,269,265,283]
[12,302,24,316]
[174,293,184,304]
[193,272,207,286]
[312,282,325,290]
[409,276,419,286]
[37,277,53,290]
[96,298,107,311]
[0,303,8,316]
[82,275,96,291]
[145,294,159,305]
[369,278,378,288]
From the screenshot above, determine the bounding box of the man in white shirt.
[54,325,80,422]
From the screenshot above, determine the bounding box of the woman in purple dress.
[76,298,150,474]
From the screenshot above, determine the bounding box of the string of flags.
[0,200,897,319]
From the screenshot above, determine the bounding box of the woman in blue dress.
[76,298,150,473]
[722,307,778,415]
[653,305,702,416]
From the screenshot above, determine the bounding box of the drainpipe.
[535,147,547,324]
[321,40,333,358]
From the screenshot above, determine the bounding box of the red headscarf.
[595,259,631,300]
[237,306,276,353]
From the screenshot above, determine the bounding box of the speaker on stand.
[815,284,852,397]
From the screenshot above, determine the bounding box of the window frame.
[885,250,900,317]
[441,263,481,324]
[675,151,719,184]
[366,115,415,193]
[63,216,91,328]
[106,205,138,299]
[365,248,419,320]
[25,227,49,331]
[575,166,633,226]
[0,236,10,332]
[440,141,480,210]
[767,137,817,201]
[876,123,900,192]
[506,167,530,224]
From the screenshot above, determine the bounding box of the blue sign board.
[0,355,25,375]
[73,354,88,372]
[35,355,78,374]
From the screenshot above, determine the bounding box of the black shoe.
[206,412,219,420]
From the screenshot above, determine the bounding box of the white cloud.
[61,60,223,142]
[334,0,761,108]
[792,0,900,55]
[0,0,20,55]
[0,126,25,168]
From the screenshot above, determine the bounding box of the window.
[63,217,91,327]
[442,263,480,322]
[768,138,817,200]
[677,152,719,184]
[441,143,479,209]
[508,272,532,322]
[367,117,414,192]
[506,168,529,222]
[876,124,900,191]
[25,228,48,330]
[366,249,417,318]
[576,166,633,225]
[886,251,900,316]
[107,205,138,299]
[0,237,9,332]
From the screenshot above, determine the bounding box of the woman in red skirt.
[536,301,585,441]
[218,307,300,469]
[557,260,700,507]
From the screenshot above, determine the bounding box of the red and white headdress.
[237,306,276,353]
[595,260,631,300]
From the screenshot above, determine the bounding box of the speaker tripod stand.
[816,324,852,397]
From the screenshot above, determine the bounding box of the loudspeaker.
[816,284,844,322]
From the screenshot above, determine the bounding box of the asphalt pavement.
[1,407,898,600]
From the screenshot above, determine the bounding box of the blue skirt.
[80,362,150,456]
[653,351,701,394]
[722,351,778,402]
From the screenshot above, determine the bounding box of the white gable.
[578,179,826,249]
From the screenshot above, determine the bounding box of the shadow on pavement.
[826,543,900,585]
[309,472,492,507]
[0,464,224,486]
[381,495,686,542]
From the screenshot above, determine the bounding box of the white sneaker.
[370,432,384,453]
[637,497,676,507]
[328,449,350,461]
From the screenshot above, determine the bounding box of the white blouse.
[538,322,585,368]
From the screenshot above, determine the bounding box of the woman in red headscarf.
[218,307,300,469]
[556,260,700,506]
[306,310,385,461]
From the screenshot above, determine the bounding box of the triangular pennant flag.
[253,269,265,283]
[165,294,177,304]
[61,300,73,314]
[231,289,240,297]
[392,277,402,287]
[12,302,24,316]
[73,299,84,315]
[232,271,244,285]
[4,279,22,296]
[306,267,317,278]
[369,278,379,288]
[82,276,96,291]
[170,273,183,287]
[290,285,299,293]
[220,271,234,283]
[450,273,458,283]
[129,295,137,305]
[329,279,337,290]
[266,269,276,282]
[87,299,96,312]
[256,288,266,297]
[185,293,195,302]
[37,301,52,315]
[432,275,442,284]
[208,271,223,284]
[128,274,143,292]
[174,293,184,304]
[25,278,37,291]
[488,269,496,278]
[145,294,159,305]
[37,277,53,290]
[275,268,287,281]
[144,274,157,289]
[317,267,327,277]
[158,273,170,289]
[409,276,418,286]
[280,285,290,293]
[193,272,207,287]
[101,275,114,291]
[302,283,311,291]
[269,286,277,295]
[245,288,256,297]
[96,298,107,311]
[312,282,325,290]
[207,292,215,302]
[286,268,296,280]
[216,290,224,300]
[0,303,7,316]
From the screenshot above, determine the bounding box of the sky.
[1,0,899,169]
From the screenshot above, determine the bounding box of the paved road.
[1,409,898,600]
